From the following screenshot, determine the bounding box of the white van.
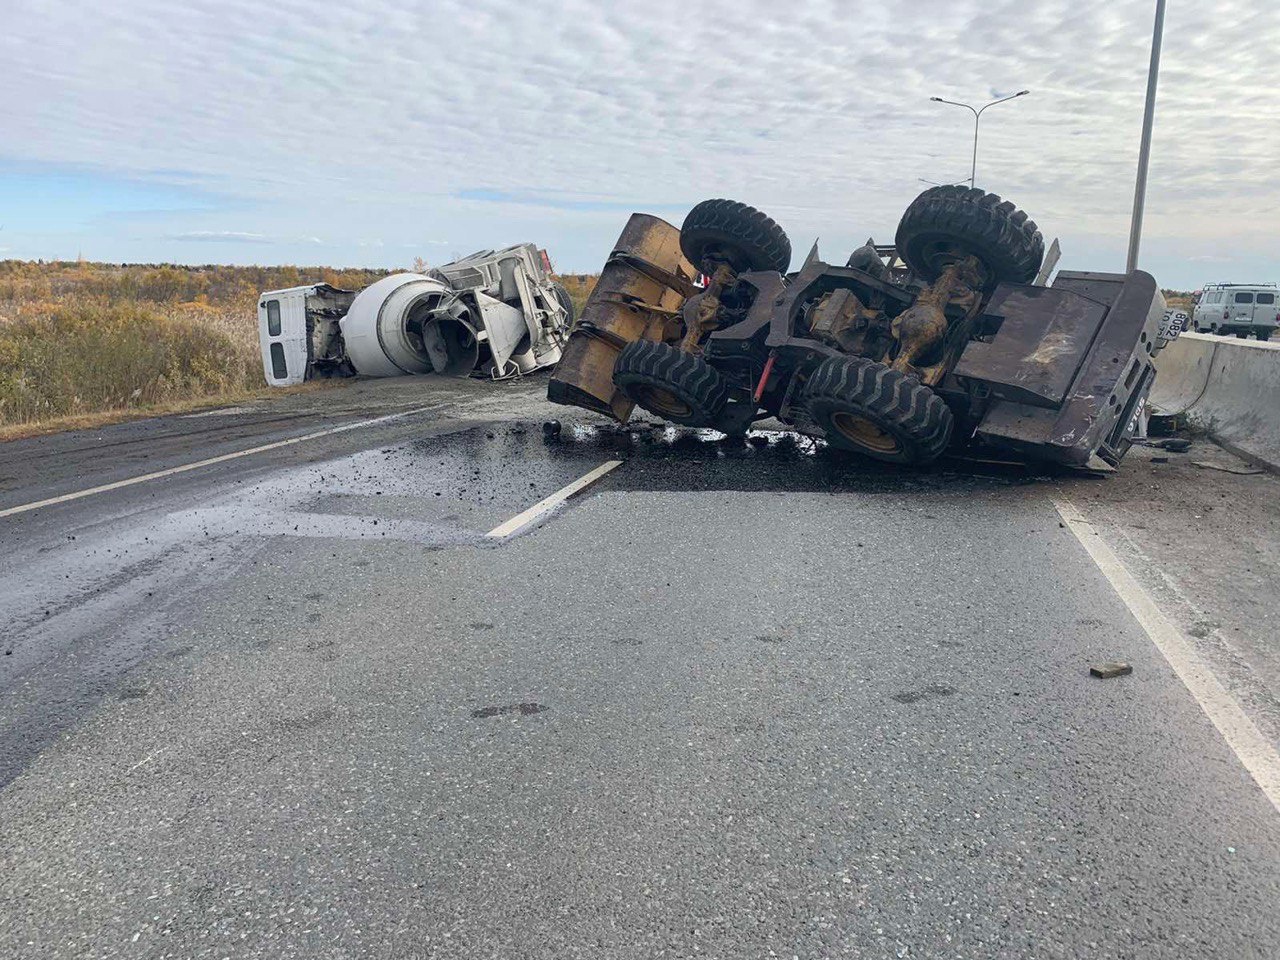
[1192,283,1278,340]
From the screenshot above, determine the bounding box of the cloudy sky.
[3,0,1277,288]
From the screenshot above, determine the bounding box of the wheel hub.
[830,411,902,454]
[634,385,692,419]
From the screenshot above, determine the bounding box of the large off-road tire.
[895,185,1044,287]
[550,281,576,324]
[1257,329,1273,342]
[612,339,728,427]
[680,199,792,275]
[804,356,953,465]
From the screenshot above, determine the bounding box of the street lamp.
[929,90,1030,189]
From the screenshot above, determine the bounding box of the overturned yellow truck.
[548,187,1168,469]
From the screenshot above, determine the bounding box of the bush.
[0,303,261,425]
[0,260,395,428]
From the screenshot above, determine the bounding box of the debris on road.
[550,187,1167,469]
[1192,460,1264,476]
[472,702,549,719]
[1090,662,1134,679]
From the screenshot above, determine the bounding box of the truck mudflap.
[548,214,699,421]
[955,269,1165,467]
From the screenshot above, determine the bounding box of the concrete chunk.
[1090,661,1134,679]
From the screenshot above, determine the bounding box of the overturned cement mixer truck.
[550,186,1171,469]
[257,243,574,386]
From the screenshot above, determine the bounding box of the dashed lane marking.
[486,460,623,539]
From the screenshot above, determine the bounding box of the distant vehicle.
[257,244,575,386]
[1192,283,1278,341]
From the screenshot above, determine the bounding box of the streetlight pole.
[930,90,1030,189]
[1126,0,1167,273]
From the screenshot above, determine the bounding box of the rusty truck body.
[549,187,1165,469]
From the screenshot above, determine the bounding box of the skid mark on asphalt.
[0,405,445,519]
[471,702,549,719]
[891,683,958,705]
[1055,496,1280,814]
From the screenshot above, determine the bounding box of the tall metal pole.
[1126,0,1167,273]
[970,111,980,187]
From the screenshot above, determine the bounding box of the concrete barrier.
[1151,331,1280,470]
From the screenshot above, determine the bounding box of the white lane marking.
[0,406,440,520]
[486,460,623,539]
[126,748,168,774]
[1054,497,1280,813]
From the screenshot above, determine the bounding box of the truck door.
[1255,290,1277,329]
[1196,289,1220,331]
[258,290,310,386]
[1231,290,1255,329]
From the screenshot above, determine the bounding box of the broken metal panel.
[473,293,534,377]
[1033,238,1062,286]
[972,271,1165,466]
[548,214,698,421]
[954,285,1108,408]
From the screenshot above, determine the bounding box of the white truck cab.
[257,284,356,386]
[1193,283,1278,341]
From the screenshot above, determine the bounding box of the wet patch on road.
[471,702,549,719]
[540,421,1076,496]
[891,683,958,705]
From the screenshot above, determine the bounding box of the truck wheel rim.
[635,385,692,418]
[831,412,901,454]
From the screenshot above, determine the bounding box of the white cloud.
[2,0,1277,286]
[168,230,271,243]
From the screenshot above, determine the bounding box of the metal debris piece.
[1191,460,1264,476]
[1090,662,1133,679]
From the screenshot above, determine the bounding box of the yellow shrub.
[0,303,261,425]
[554,274,598,318]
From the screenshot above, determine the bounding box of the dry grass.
[0,380,340,443]
[0,260,388,430]
[554,274,598,318]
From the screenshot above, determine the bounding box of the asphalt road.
[3,376,1280,959]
